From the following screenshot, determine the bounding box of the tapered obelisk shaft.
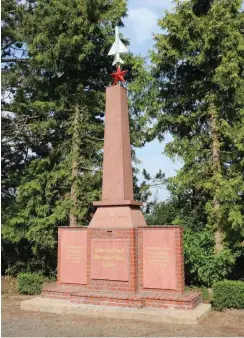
[89,85,146,228]
[102,85,134,201]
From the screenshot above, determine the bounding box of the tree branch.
[80,167,101,172]
[1,58,29,63]
[86,134,104,142]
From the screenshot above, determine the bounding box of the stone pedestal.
[50,225,202,310]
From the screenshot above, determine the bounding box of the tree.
[133,0,244,284]
[1,0,151,275]
[147,0,244,250]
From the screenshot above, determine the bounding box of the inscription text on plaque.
[143,229,177,289]
[60,230,87,284]
[91,239,129,281]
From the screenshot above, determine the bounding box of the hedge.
[18,272,44,295]
[212,280,244,310]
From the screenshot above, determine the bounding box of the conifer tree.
[147,0,244,253]
[1,0,148,274]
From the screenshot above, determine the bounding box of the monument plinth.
[89,85,146,228]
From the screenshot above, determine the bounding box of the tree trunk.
[69,104,80,227]
[209,100,223,252]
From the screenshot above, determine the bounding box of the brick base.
[41,284,202,310]
[54,226,203,312]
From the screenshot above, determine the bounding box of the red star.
[109,66,128,85]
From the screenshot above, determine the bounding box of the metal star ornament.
[109,66,128,85]
[108,26,128,85]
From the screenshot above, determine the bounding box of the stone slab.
[91,239,129,281]
[93,200,143,206]
[143,229,177,290]
[21,297,211,325]
[60,230,87,284]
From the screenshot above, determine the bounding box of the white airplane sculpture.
[108,26,128,66]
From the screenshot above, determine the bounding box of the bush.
[213,280,244,310]
[182,220,236,287]
[18,272,44,295]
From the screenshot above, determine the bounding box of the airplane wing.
[108,39,128,55]
[108,42,116,55]
[118,39,128,53]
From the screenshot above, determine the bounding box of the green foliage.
[213,280,244,310]
[18,272,44,295]
[146,200,176,226]
[183,220,237,287]
[143,0,244,248]
[200,286,209,301]
[134,0,244,284]
[146,200,240,286]
[1,0,151,276]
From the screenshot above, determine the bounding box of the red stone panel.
[91,239,129,281]
[143,228,177,290]
[59,230,87,284]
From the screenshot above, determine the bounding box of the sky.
[121,0,182,201]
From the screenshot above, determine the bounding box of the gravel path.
[2,295,244,337]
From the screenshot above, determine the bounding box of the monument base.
[57,226,185,293]
[33,225,208,319]
[21,297,211,325]
[41,283,202,310]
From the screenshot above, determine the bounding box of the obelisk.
[89,28,146,228]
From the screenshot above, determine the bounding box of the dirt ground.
[2,294,244,337]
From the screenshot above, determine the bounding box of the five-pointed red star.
[109,66,128,85]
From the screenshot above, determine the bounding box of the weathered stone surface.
[21,297,211,325]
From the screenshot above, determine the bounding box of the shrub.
[18,272,44,295]
[182,220,236,287]
[213,280,244,310]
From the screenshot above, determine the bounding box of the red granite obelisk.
[89,85,146,228]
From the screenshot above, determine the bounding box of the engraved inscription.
[91,239,129,281]
[98,209,127,222]
[93,247,125,268]
[64,245,83,264]
[145,246,171,268]
[60,230,87,284]
[143,230,177,289]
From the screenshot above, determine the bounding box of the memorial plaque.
[60,230,87,284]
[91,239,129,281]
[143,229,177,289]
